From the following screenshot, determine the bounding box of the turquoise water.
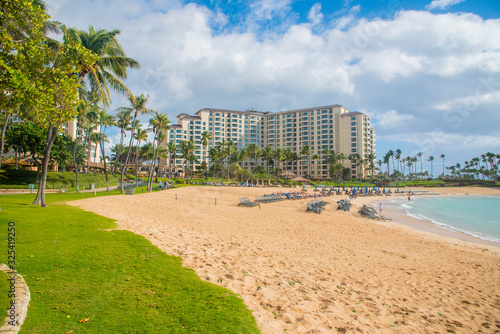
[385,196,500,243]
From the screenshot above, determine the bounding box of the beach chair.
[238,197,259,207]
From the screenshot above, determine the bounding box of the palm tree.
[395,149,402,173]
[200,131,212,179]
[300,144,310,178]
[348,153,361,180]
[116,94,156,192]
[225,141,236,184]
[283,147,294,180]
[97,109,114,191]
[274,148,285,182]
[312,154,319,180]
[208,147,221,180]
[62,26,140,105]
[261,146,274,175]
[134,127,149,187]
[180,139,196,183]
[428,155,435,178]
[440,154,445,177]
[167,141,177,177]
[147,112,170,191]
[246,144,260,183]
[111,110,132,174]
[416,152,423,178]
[237,148,248,183]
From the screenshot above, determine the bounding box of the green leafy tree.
[2,4,98,206]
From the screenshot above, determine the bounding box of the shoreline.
[366,191,500,249]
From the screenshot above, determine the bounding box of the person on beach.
[408,195,411,201]
[379,203,382,215]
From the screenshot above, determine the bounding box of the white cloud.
[426,0,466,10]
[373,110,415,130]
[308,3,323,26]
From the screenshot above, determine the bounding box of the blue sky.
[45,0,500,174]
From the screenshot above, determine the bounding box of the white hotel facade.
[164,104,375,179]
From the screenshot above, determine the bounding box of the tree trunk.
[86,130,91,173]
[148,132,158,192]
[111,130,124,175]
[135,141,140,187]
[33,125,59,207]
[0,113,12,169]
[121,115,138,193]
[100,138,109,192]
[73,139,80,192]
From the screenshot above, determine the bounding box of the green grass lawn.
[0,192,260,333]
[0,270,11,317]
[0,169,128,191]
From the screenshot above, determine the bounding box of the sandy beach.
[70,186,500,333]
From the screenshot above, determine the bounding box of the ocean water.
[382,196,500,243]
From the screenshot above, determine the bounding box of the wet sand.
[70,186,500,333]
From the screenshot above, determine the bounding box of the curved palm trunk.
[0,113,12,170]
[135,140,141,187]
[121,114,138,193]
[147,132,159,192]
[100,138,110,191]
[33,126,59,207]
[73,140,80,192]
[111,130,125,175]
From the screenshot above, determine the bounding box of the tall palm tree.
[394,149,402,173]
[283,147,294,180]
[439,153,446,178]
[261,146,274,175]
[246,144,260,183]
[274,148,285,182]
[417,152,423,178]
[97,109,114,191]
[180,139,196,183]
[237,148,248,183]
[147,111,170,191]
[167,141,177,177]
[134,127,149,187]
[225,140,236,185]
[111,110,132,174]
[428,155,435,178]
[208,146,221,180]
[200,131,212,179]
[312,154,319,180]
[300,144,310,178]
[116,94,156,192]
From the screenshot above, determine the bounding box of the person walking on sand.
[379,203,382,216]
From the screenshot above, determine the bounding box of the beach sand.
[70,186,500,333]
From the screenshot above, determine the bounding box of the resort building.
[164,105,376,179]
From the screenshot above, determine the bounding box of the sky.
[45,0,500,174]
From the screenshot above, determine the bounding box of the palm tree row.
[381,149,499,182]
[446,153,500,181]
[164,138,376,184]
